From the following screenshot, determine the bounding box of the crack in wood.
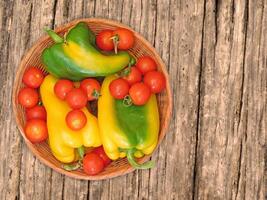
[237,0,249,133]
[52,0,58,28]
[61,177,65,200]
[153,0,158,47]
[24,3,33,49]
[192,1,206,199]
[214,0,219,47]
[166,0,172,72]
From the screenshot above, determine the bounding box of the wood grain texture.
[0,0,266,200]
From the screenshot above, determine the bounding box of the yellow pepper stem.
[123,148,155,170]
[62,146,84,171]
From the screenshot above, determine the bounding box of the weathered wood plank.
[157,0,205,199]
[194,0,248,199]
[0,0,55,199]
[194,0,266,199]
[0,1,21,199]
[17,0,56,199]
[236,0,266,199]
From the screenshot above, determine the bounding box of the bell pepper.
[42,22,131,81]
[98,75,159,169]
[40,75,101,163]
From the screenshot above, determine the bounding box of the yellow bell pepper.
[40,75,101,163]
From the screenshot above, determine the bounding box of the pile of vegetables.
[18,22,166,175]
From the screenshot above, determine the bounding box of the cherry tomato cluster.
[96,28,134,53]
[18,67,48,143]
[54,78,101,131]
[109,56,166,105]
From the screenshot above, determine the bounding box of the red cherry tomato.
[24,119,48,143]
[83,152,104,175]
[18,87,39,108]
[96,30,114,51]
[54,79,74,100]
[109,78,130,99]
[65,110,87,131]
[113,28,134,50]
[122,66,142,85]
[136,56,157,74]
[129,83,151,105]
[66,88,87,109]
[93,146,111,167]
[80,79,101,101]
[26,105,47,121]
[22,67,44,88]
[144,71,166,93]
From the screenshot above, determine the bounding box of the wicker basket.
[12,18,172,180]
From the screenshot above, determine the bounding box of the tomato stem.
[119,67,131,77]
[129,57,136,67]
[123,95,132,107]
[119,57,136,77]
[111,34,119,54]
[92,89,101,99]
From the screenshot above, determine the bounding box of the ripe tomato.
[24,119,48,143]
[54,79,74,100]
[80,79,101,101]
[65,110,87,131]
[93,146,111,167]
[109,78,129,99]
[113,28,134,50]
[66,88,87,109]
[136,56,157,74]
[129,83,151,105]
[22,67,44,88]
[96,30,114,51]
[122,66,142,85]
[18,87,39,108]
[83,152,104,175]
[26,105,47,121]
[144,71,166,93]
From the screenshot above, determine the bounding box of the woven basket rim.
[12,18,172,180]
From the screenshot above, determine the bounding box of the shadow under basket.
[12,18,172,180]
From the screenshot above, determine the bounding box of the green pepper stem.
[44,28,64,43]
[126,149,155,169]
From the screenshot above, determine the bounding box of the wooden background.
[0,0,266,199]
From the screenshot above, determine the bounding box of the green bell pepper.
[98,75,160,169]
[42,22,131,81]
